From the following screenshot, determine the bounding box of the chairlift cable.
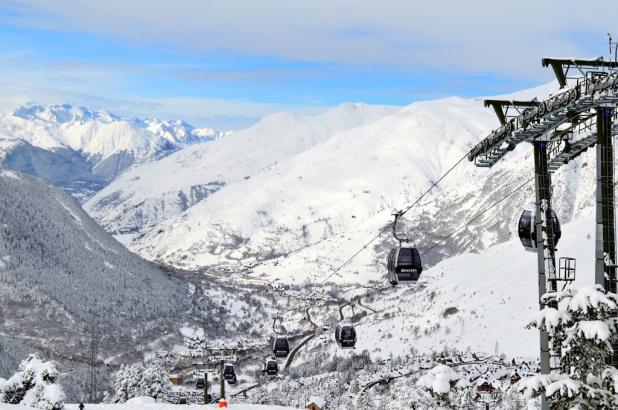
[317,151,471,284]
[420,176,535,257]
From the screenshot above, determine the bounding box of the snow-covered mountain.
[0,169,280,402]
[84,82,596,285]
[85,103,398,238]
[0,103,224,201]
[0,169,188,371]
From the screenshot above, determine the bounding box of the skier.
[79,403,84,410]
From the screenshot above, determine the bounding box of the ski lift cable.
[420,176,535,257]
[317,151,471,284]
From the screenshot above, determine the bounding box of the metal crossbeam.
[470,69,618,168]
[484,99,540,125]
[542,57,618,88]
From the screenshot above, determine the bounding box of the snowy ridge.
[86,102,398,237]
[6,103,222,156]
[128,96,493,268]
[83,81,600,285]
[0,103,225,201]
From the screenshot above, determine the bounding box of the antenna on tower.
[608,33,618,64]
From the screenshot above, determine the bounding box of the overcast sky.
[0,0,616,128]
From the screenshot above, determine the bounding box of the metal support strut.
[220,359,226,401]
[595,106,618,365]
[533,141,558,410]
[204,371,209,404]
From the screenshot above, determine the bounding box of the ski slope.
[292,209,598,366]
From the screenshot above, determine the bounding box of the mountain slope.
[0,169,284,402]
[0,169,191,358]
[0,103,223,201]
[83,82,598,288]
[129,96,495,269]
[351,211,596,360]
[86,103,398,238]
[100,83,594,281]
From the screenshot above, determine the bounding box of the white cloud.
[0,81,329,129]
[4,0,617,80]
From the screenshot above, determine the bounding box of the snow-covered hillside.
[86,102,398,239]
[0,103,223,201]
[0,169,281,402]
[232,212,595,409]
[0,169,188,372]
[348,210,596,360]
[84,82,597,285]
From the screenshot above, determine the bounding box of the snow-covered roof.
[306,396,326,407]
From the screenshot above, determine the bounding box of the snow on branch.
[417,364,460,395]
[574,320,612,342]
[527,307,571,333]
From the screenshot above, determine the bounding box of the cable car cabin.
[273,337,290,358]
[518,207,561,250]
[223,364,236,381]
[265,358,279,376]
[335,324,357,348]
[195,377,205,389]
[387,246,422,285]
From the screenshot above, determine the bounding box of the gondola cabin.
[195,377,205,389]
[334,323,357,348]
[223,364,236,382]
[518,206,561,250]
[273,337,290,358]
[387,246,422,285]
[265,357,279,376]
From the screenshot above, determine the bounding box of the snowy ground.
[288,208,598,366]
[62,405,297,410]
[0,403,297,410]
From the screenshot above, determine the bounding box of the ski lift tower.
[205,345,237,403]
[469,52,618,409]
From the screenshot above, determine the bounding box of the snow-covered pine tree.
[517,285,618,409]
[140,362,170,401]
[417,364,461,409]
[112,362,170,403]
[0,354,65,409]
[112,363,144,403]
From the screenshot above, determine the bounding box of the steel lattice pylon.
[469,55,618,410]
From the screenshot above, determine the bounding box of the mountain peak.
[12,102,120,124]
